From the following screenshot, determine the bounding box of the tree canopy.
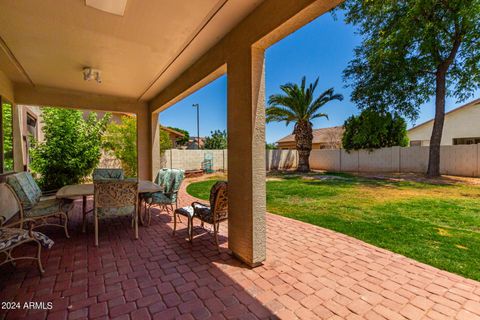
[204,130,227,149]
[339,0,480,176]
[160,129,173,152]
[103,115,137,177]
[1,102,13,172]
[342,109,409,151]
[340,0,480,117]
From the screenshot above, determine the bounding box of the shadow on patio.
[1,180,480,320]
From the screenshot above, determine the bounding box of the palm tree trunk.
[295,121,313,172]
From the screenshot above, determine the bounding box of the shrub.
[30,108,109,190]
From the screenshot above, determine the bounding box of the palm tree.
[267,76,343,172]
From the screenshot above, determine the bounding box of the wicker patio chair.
[93,179,138,246]
[144,168,184,225]
[93,168,125,180]
[0,183,54,274]
[6,172,73,238]
[174,181,228,249]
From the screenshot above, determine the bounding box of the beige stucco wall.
[0,69,14,103]
[408,102,480,146]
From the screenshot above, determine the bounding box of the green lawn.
[186,173,480,281]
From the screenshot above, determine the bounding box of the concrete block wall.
[440,145,477,177]
[309,149,340,171]
[266,149,298,171]
[164,149,228,171]
[308,144,480,177]
[399,146,429,173]
[159,145,480,178]
[478,144,480,177]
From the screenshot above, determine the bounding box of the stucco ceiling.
[0,0,263,100]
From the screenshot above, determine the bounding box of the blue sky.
[160,11,479,143]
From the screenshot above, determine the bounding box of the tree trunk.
[427,70,447,177]
[294,121,313,172]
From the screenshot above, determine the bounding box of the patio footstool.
[173,206,194,241]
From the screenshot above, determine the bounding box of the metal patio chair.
[93,179,138,246]
[6,172,73,238]
[144,168,184,225]
[93,168,125,180]
[0,183,54,274]
[174,181,228,250]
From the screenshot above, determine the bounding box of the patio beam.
[14,83,153,180]
[14,83,147,113]
[227,45,266,267]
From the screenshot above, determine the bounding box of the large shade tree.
[340,0,480,177]
[267,76,343,172]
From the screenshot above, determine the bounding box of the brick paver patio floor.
[1,180,480,320]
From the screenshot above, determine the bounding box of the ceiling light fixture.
[83,67,102,84]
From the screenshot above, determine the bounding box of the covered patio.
[0,0,346,268]
[1,182,480,319]
[2,1,480,319]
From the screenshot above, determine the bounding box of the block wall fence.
[161,145,480,178]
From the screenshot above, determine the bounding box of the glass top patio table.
[56,180,163,198]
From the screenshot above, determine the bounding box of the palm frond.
[267,76,343,126]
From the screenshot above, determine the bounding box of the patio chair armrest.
[191,201,209,209]
[163,189,179,197]
[141,192,153,200]
[3,218,37,235]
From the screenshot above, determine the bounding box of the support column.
[151,112,161,177]
[227,46,266,267]
[12,103,25,172]
[136,106,152,180]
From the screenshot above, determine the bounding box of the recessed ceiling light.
[85,0,127,16]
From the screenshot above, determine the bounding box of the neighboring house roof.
[408,98,480,133]
[160,126,185,138]
[276,126,345,145]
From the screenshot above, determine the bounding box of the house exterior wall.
[0,70,14,103]
[408,102,480,146]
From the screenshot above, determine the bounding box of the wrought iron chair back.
[0,183,23,226]
[94,180,138,209]
[93,168,125,181]
[93,180,139,246]
[211,181,228,222]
